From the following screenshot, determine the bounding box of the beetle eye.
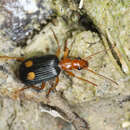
[78,67,82,70]
[77,57,81,60]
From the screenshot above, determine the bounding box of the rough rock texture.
[0,0,55,46]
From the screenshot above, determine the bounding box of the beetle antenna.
[85,67,118,85]
[85,44,116,60]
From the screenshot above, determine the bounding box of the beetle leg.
[30,82,46,90]
[65,70,97,86]
[46,77,59,97]
[85,67,118,85]
[51,28,61,57]
[14,82,45,98]
[0,56,24,61]
[63,39,69,59]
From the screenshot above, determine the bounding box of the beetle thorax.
[59,58,88,70]
[59,58,72,70]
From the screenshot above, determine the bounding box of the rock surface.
[0,0,129,130]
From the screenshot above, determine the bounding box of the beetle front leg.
[65,70,97,86]
[51,28,61,57]
[63,39,70,59]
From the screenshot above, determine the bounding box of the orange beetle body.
[59,58,88,70]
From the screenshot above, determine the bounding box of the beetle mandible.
[0,28,118,96]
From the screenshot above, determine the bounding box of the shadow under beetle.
[0,28,118,96]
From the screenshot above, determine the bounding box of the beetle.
[0,28,118,96]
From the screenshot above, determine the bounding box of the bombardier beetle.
[0,28,118,96]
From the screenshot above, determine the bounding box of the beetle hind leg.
[14,82,45,98]
[0,56,24,61]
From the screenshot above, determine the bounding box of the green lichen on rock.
[82,0,130,76]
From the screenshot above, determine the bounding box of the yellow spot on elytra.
[27,72,35,80]
[25,60,33,67]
